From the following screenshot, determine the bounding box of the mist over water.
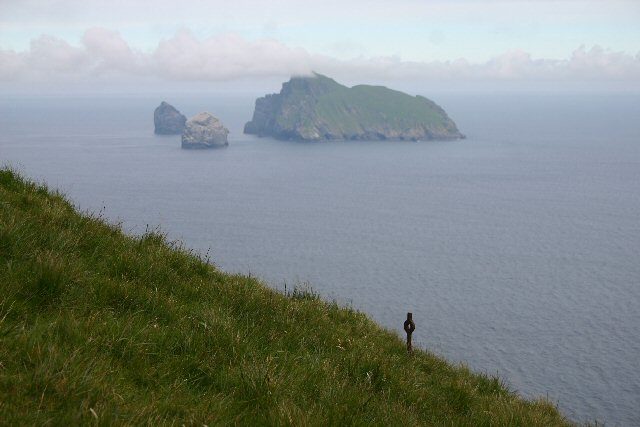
[1,93,639,425]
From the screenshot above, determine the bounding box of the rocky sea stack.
[244,73,464,142]
[154,101,186,135]
[181,112,229,149]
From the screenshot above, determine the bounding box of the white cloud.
[1,28,639,85]
[0,49,26,80]
[152,30,312,81]
[81,27,146,75]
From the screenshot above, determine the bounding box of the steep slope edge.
[0,169,567,425]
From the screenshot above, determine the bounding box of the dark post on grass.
[404,312,415,354]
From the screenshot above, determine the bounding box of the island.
[154,101,186,135]
[244,73,464,141]
[181,112,229,149]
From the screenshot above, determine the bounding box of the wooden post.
[403,312,415,354]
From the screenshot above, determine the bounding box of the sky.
[1,0,639,93]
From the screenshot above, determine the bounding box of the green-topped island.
[245,73,465,142]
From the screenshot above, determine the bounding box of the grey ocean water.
[1,93,639,425]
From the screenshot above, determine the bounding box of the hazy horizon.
[2,0,639,94]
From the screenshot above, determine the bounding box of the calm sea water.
[1,93,639,425]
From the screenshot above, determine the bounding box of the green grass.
[316,85,449,132]
[0,168,570,425]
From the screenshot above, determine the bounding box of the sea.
[1,92,638,425]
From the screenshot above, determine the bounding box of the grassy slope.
[0,169,569,425]
[316,85,449,131]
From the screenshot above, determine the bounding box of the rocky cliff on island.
[181,112,229,149]
[154,101,187,135]
[244,73,464,142]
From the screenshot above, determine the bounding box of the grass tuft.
[28,252,67,307]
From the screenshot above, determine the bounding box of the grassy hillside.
[314,82,456,134]
[0,168,569,425]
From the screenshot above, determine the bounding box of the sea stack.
[181,112,229,149]
[154,101,186,134]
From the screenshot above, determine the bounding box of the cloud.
[1,28,639,84]
[81,27,146,75]
[152,30,312,80]
[0,49,26,80]
[0,29,146,81]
